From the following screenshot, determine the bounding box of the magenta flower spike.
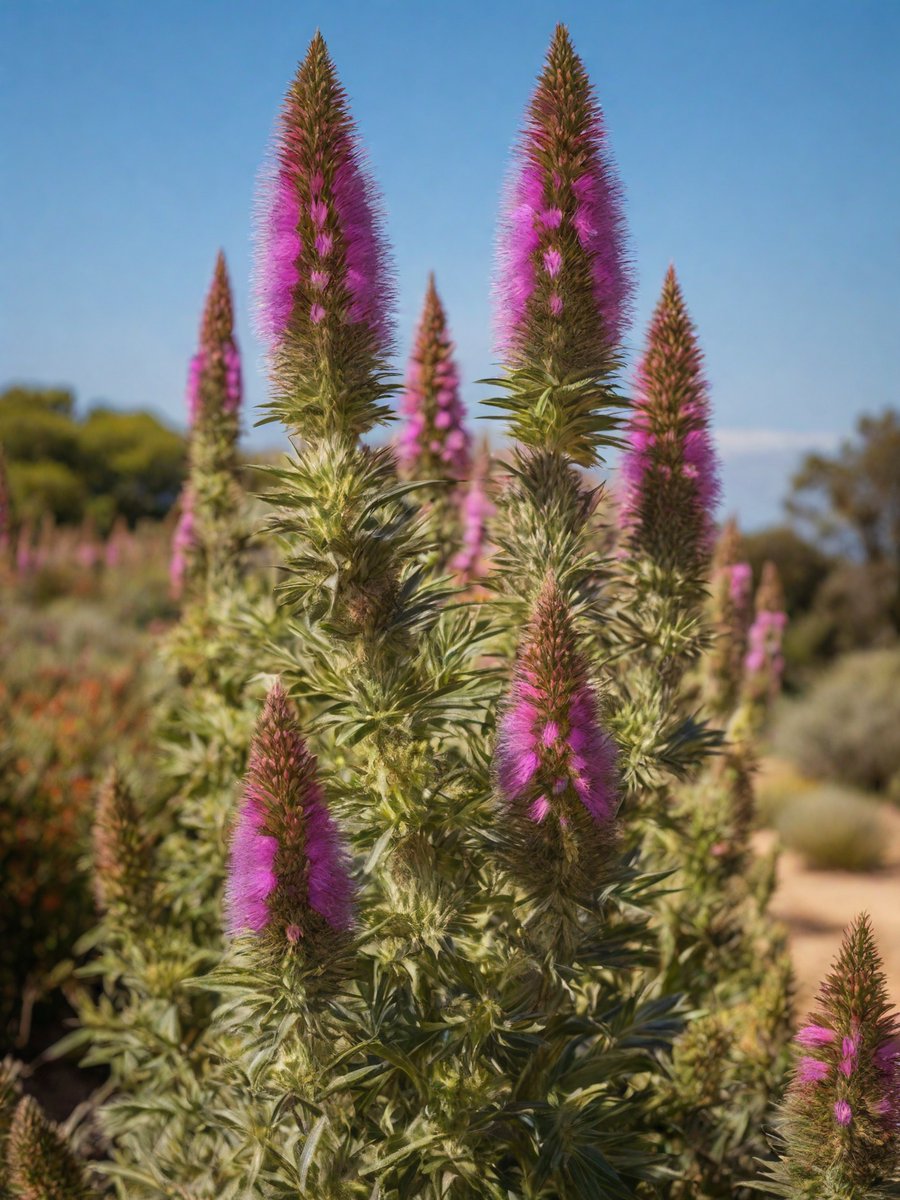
[397,274,471,481]
[225,681,352,949]
[496,576,618,836]
[766,914,900,1191]
[495,24,632,372]
[190,251,243,429]
[451,464,494,582]
[743,560,788,706]
[254,33,394,389]
[619,266,720,575]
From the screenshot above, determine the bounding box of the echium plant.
[741,560,787,715]
[755,913,900,1199]
[186,28,681,1197]
[396,273,473,571]
[605,269,793,1198]
[170,250,244,602]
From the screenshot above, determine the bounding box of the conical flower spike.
[397,274,471,481]
[189,250,242,429]
[495,23,631,373]
[451,449,494,582]
[92,769,153,915]
[760,914,900,1193]
[225,681,352,951]
[255,33,394,413]
[496,577,618,890]
[7,1096,97,1199]
[619,266,720,575]
[743,560,788,706]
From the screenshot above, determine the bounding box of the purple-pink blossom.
[254,34,394,362]
[618,267,720,572]
[495,577,618,829]
[494,24,631,365]
[224,682,352,943]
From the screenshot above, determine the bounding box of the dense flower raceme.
[770,914,900,1190]
[451,459,494,581]
[496,575,618,834]
[169,488,196,598]
[254,32,394,380]
[744,559,787,704]
[495,23,632,370]
[705,517,754,715]
[188,251,243,428]
[619,266,720,574]
[397,274,471,480]
[225,681,352,949]
[92,769,152,915]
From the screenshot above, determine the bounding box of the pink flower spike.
[834,1099,852,1127]
[796,1057,830,1084]
[795,1024,836,1048]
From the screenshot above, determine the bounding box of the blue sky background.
[2,0,898,527]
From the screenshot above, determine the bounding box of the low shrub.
[775,784,887,871]
[774,648,900,796]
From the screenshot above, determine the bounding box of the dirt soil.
[755,805,900,1014]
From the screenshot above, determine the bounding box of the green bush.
[774,648,900,795]
[775,785,887,871]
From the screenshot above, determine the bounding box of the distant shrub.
[775,785,887,871]
[774,648,900,795]
[754,758,816,828]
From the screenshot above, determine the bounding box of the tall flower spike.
[225,681,352,949]
[92,768,153,915]
[759,914,900,1193]
[496,576,618,889]
[619,266,720,575]
[495,23,631,372]
[190,250,242,429]
[743,560,788,705]
[7,1095,97,1200]
[397,274,471,481]
[255,33,394,423]
[451,447,494,582]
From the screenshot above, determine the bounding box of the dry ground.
[755,806,900,1013]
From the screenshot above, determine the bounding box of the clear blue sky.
[2,0,898,526]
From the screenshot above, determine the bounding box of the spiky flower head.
[169,486,196,598]
[743,560,788,705]
[763,914,900,1194]
[225,681,352,952]
[92,768,153,915]
[495,576,618,890]
[255,33,394,424]
[188,250,242,429]
[397,274,471,480]
[495,23,631,374]
[7,1096,96,1200]
[619,266,720,575]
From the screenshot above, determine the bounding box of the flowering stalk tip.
[763,913,900,1192]
[397,274,470,481]
[255,32,394,409]
[496,576,618,887]
[495,23,631,373]
[619,266,720,574]
[225,681,352,949]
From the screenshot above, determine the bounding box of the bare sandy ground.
[755,806,900,1014]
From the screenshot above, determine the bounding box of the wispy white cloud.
[715,428,841,457]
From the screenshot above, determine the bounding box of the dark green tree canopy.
[0,384,186,530]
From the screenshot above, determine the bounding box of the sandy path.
[755,806,900,1013]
